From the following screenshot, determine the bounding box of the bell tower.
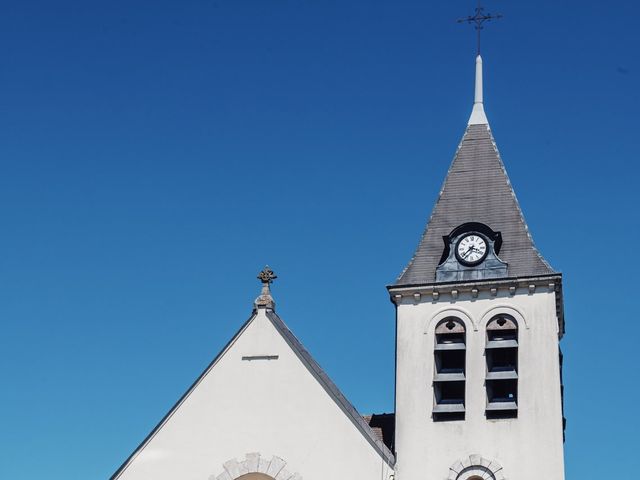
[388,54,566,480]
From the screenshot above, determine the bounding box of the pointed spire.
[394,121,556,286]
[468,55,489,125]
[254,266,277,311]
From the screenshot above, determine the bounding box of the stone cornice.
[388,274,564,338]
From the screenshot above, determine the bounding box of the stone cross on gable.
[257,266,277,284]
[254,266,277,311]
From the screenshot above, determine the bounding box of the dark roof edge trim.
[110,313,258,480]
[265,311,396,466]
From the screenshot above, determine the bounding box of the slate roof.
[396,123,557,286]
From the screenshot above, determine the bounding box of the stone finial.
[254,266,277,311]
[468,55,489,125]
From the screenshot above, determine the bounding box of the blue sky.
[1,1,638,478]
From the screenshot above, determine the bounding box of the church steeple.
[395,55,555,286]
[390,34,565,480]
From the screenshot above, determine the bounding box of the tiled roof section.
[396,123,556,286]
[363,413,395,452]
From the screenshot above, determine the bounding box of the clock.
[455,233,488,266]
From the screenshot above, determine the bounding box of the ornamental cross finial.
[257,266,277,284]
[457,0,502,56]
[254,266,277,311]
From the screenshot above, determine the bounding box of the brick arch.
[447,454,505,480]
[212,453,302,480]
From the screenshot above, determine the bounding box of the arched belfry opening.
[433,317,467,421]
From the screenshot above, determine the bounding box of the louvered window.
[433,318,466,421]
[485,315,518,419]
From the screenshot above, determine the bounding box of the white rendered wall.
[394,287,565,480]
[115,309,393,480]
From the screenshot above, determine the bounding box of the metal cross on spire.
[457,0,502,55]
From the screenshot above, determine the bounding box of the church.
[110,51,566,480]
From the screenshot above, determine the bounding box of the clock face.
[456,233,488,266]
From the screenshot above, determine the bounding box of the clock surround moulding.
[436,222,508,282]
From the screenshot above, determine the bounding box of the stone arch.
[446,454,505,480]
[427,306,476,333]
[480,304,528,330]
[212,453,302,480]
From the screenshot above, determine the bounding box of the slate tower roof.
[396,56,556,286]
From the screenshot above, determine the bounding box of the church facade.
[111,55,566,480]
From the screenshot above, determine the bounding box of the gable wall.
[115,309,393,480]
